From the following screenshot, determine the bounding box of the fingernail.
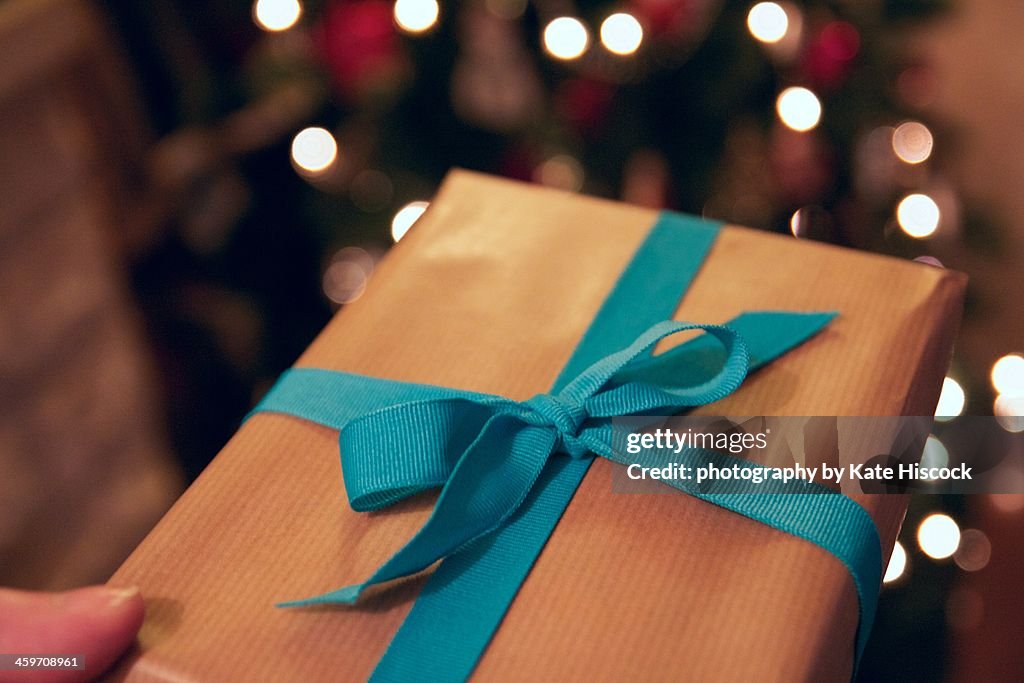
[105,586,140,608]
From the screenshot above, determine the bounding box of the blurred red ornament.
[801,20,860,90]
[555,78,615,138]
[627,0,699,38]
[316,0,409,103]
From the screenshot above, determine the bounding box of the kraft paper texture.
[108,170,966,682]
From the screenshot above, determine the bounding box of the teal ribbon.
[252,213,882,680]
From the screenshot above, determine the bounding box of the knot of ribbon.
[281,319,752,607]
[521,394,589,457]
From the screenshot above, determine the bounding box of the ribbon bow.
[260,308,880,673]
[278,319,766,607]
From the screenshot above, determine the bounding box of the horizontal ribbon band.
[251,212,883,680]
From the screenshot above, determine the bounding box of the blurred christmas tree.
[234,0,962,310]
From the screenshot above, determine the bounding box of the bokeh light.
[789,205,832,239]
[883,540,908,584]
[989,492,1024,514]
[897,193,941,238]
[322,247,374,305]
[991,353,1024,395]
[394,0,440,33]
[535,154,584,192]
[920,436,949,479]
[913,255,944,268]
[543,17,590,61]
[818,20,860,61]
[485,0,527,19]
[600,13,643,56]
[994,394,1024,433]
[896,64,939,109]
[253,0,302,32]
[917,513,961,560]
[776,87,821,132]
[747,2,789,44]
[892,121,934,164]
[391,201,429,242]
[290,127,338,174]
[953,529,992,572]
[934,377,965,422]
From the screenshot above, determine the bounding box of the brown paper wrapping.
[108,171,965,682]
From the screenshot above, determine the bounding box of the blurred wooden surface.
[0,0,181,589]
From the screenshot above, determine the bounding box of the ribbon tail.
[608,311,836,388]
[723,311,838,370]
[278,417,557,607]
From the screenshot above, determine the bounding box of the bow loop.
[522,393,590,458]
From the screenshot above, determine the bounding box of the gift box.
[108,170,965,681]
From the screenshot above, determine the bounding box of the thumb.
[0,585,144,683]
